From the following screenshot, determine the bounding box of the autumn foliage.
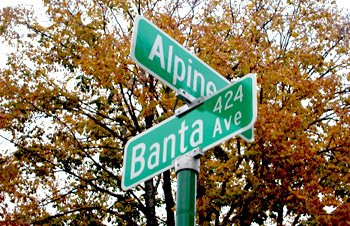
[0,0,349,225]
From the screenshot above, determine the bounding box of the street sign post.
[122,73,257,190]
[127,16,258,226]
[174,148,203,226]
[130,15,254,142]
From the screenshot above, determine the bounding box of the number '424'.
[212,85,243,114]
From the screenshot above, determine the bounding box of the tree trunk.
[277,204,284,226]
[163,170,175,226]
[144,179,157,225]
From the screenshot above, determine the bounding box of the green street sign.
[122,74,257,190]
[130,15,254,141]
[130,15,229,98]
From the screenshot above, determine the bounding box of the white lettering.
[234,111,242,125]
[212,118,222,138]
[224,116,232,130]
[213,96,222,113]
[148,39,220,98]
[148,35,165,69]
[190,119,203,147]
[173,55,186,85]
[206,81,216,96]
[187,59,192,87]
[163,134,176,162]
[167,45,173,73]
[130,143,145,179]
[234,85,243,102]
[193,70,205,96]
[148,143,160,169]
[225,91,233,110]
[178,120,189,153]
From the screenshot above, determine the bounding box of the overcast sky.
[0,0,349,68]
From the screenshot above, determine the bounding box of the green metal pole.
[175,148,203,226]
[176,169,197,226]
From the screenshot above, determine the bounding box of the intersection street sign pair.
[122,16,257,190]
[130,16,254,142]
[122,74,257,190]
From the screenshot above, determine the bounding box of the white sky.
[0,0,349,67]
[337,0,350,9]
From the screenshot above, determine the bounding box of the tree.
[0,0,349,225]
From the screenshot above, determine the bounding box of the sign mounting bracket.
[175,90,206,117]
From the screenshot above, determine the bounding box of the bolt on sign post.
[130,15,254,142]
